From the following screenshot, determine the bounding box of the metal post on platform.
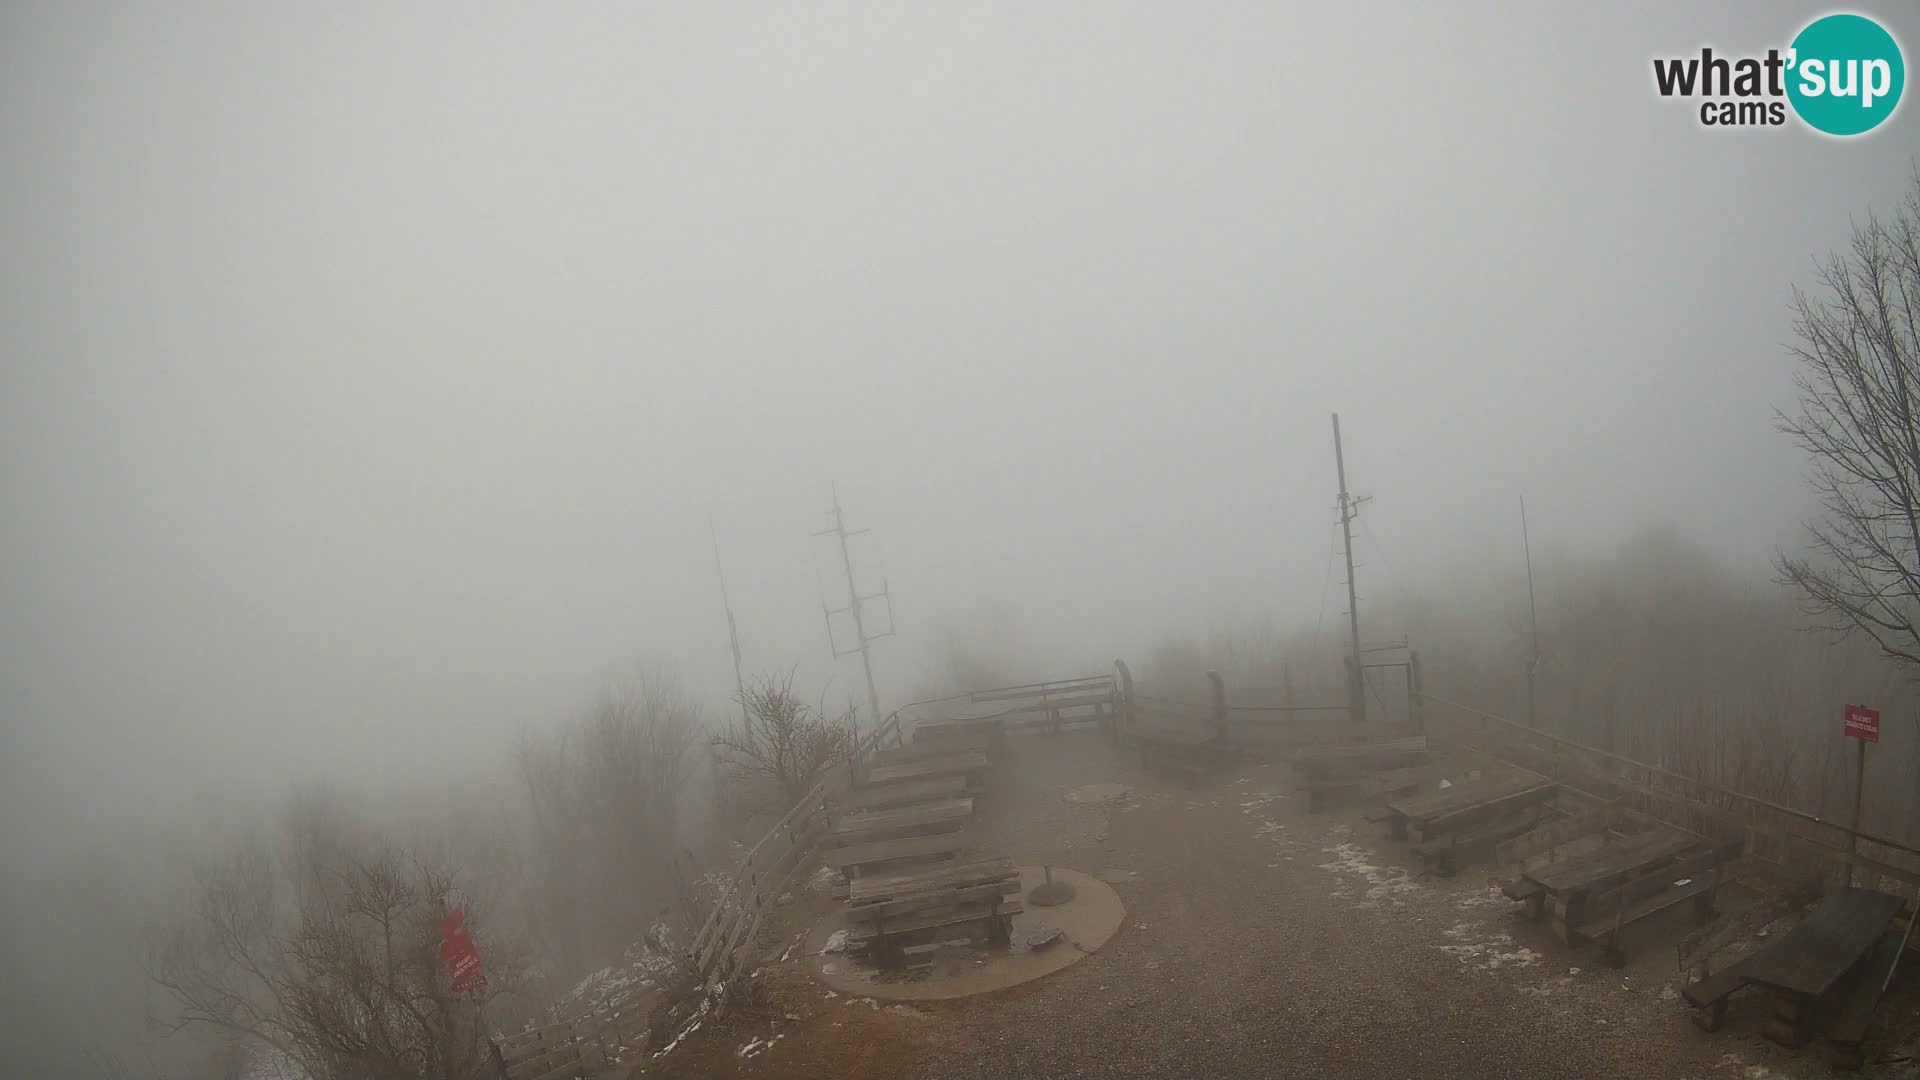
[1408,650,1424,735]
[1847,736,1866,889]
[1206,670,1227,742]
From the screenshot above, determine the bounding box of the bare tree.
[710,669,854,812]
[512,663,701,974]
[1778,173,1920,690]
[152,818,528,1080]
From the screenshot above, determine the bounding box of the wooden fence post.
[1114,659,1136,743]
[1206,669,1227,742]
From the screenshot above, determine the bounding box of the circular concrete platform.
[809,865,1124,1001]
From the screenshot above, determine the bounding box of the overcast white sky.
[4,2,1916,847]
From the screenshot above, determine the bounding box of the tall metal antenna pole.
[1521,495,1540,730]
[815,483,892,729]
[708,514,750,728]
[1332,413,1366,727]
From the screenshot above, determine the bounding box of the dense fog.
[4,3,1918,1077]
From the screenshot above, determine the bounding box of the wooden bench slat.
[848,881,1021,924]
[1682,966,1750,1009]
[837,777,968,812]
[847,897,1026,942]
[824,831,969,871]
[847,857,1019,905]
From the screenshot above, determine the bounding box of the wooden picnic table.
[862,749,991,788]
[1705,887,1906,1047]
[1519,828,1698,942]
[1383,771,1556,842]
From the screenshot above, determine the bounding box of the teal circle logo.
[1787,14,1904,136]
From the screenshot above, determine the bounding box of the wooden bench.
[1682,966,1751,1032]
[846,857,1019,906]
[828,797,973,848]
[1572,849,1719,965]
[1826,929,1906,1070]
[845,884,1023,968]
[1412,812,1547,878]
[862,750,991,789]
[1678,888,1906,1048]
[824,831,968,876]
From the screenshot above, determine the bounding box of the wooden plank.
[847,897,1025,942]
[1496,805,1625,865]
[1413,812,1544,875]
[847,881,1020,924]
[1387,771,1552,825]
[838,777,966,812]
[863,750,990,787]
[829,797,973,845]
[1827,930,1905,1049]
[847,856,1018,905]
[1735,887,1905,998]
[823,830,968,871]
[1525,829,1697,894]
[1576,849,1719,934]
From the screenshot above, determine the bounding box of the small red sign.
[440,909,487,993]
[1844,704,1880,743]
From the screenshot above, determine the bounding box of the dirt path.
[642,731,1920,1080]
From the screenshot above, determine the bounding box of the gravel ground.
[644,730,1920,1080]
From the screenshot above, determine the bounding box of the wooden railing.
[1418,692,1920,907]
[1125,665,1356,746]
[501,1003,651,1080]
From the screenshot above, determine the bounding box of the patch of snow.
[651,999,710,1059]
[1316,842,1425,907]
[737,1033,784,1059]
[820,929,849,955]
[1435,921,1543,971]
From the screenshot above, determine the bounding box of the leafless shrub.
[513,663,700,975]
[151,806,528,1080]
[710,669,855,814]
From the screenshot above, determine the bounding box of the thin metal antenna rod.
[1521,495,1540,729]
[709,513,749,728]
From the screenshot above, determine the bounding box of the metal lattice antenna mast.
[815,483,893,728]
[1333,413,1369,727]
[708,514,749,728]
